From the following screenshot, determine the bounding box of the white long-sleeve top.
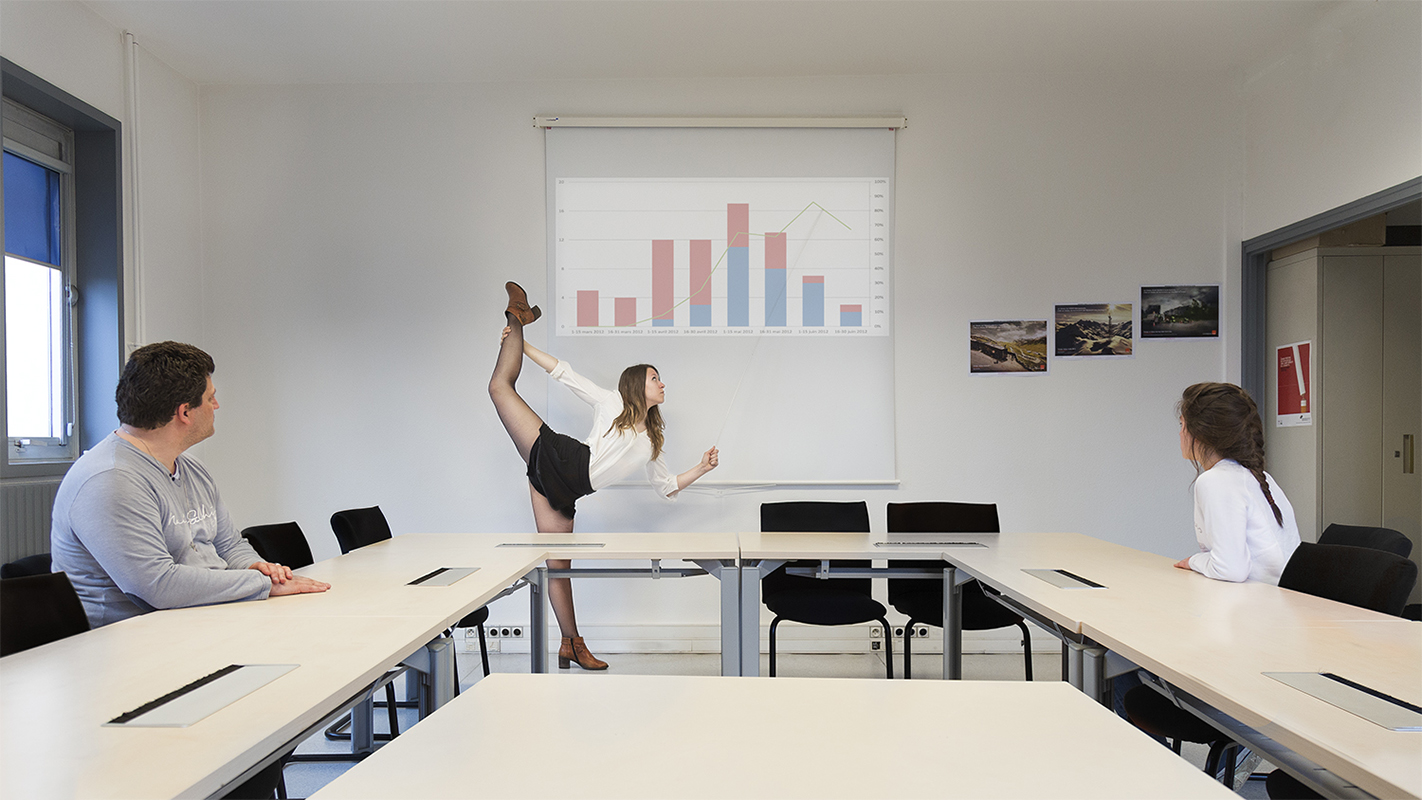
[550,361,679,499]
[1186,459,1301,585]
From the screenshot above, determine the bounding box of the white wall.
[1243,0,1422,239]
[198,73,1240,625]
[1,1,206,371]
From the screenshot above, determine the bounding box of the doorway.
[1244,185,1421,606]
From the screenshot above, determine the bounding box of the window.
[2,58,124,476]
[4,99,77,461]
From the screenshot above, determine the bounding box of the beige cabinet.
[1266,247,1421,604]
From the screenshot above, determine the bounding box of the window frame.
[4,97,80,461]
[1,58,125,479]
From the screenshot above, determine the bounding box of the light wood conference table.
[0,534,549,799]
[936,532,1422,799]
[472,530,744,675]
[311,672,1239,800]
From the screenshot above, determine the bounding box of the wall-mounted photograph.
[970,320,1048,374]
[1054,303,1133,358]
[1140,284,1220,339]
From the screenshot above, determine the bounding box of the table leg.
[721,561,741,676]
[529,566,548,674]
[1065,640,1085,690]
[351,696,375,755]
[944,566,962,680]
[1081,644,1109,706]
[739,560,763,677]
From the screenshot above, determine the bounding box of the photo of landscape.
[1141,285,1220,338]
[970,320,1048,373]
[1054,303,1133,358]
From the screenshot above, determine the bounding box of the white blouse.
[550,361,679,499]
[1187,459,1301,585]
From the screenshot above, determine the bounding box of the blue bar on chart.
[690,239,712,326]
[803,276,824,326]
[727,203,749,327]
[764,231,786,326]
[840,304,862,327]
[652,239,674,326]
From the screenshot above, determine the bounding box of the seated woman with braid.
[1172,382,1301,584]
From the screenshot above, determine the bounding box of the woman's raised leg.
[489,314,543,463]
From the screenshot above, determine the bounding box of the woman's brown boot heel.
[558,636,608,670]
[505,281,542,326]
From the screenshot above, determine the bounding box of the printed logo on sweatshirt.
[170,505,217,527]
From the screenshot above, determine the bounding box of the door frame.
[1241,177,1422,402]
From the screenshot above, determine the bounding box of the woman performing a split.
[489,282,719,670]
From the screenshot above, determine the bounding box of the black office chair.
[1,553,53,579]
[331,506,490,678]
[0,571,91,656]
[886,502,1032,680]
[1317,523,1413,557]
[759,501,892,679]
[1126,542,1419,789]
[241,522,315,569]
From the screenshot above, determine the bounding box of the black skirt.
[526,423,594,519]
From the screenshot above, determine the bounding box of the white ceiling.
[79,0,1341,86]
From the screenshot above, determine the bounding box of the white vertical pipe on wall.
[122,30,144,348]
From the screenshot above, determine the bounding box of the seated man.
[51,341,328,627]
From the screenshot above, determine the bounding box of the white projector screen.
[544,126,896,484]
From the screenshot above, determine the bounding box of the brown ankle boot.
[558,636,608,670]
[505,281,542,326]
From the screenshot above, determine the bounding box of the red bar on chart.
[577,291,599,327]
[764,232,786,270]
[690,239,712,327]
[652,239,674,326]
[615,297,637,327]
[727,204,750,248]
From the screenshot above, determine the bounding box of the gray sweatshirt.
[51,432,270,627]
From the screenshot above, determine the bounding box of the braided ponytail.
[1178,382,1285,527]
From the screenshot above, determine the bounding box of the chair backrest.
[1,572,91,657]
[1,553,53,579]
[760,501,871,599]
[241,522,315,569]
[1318,523,1413,557]
[1279,542,1418,617]
[886,502,1000,606]
[761,501,871,534]
[886,502,1000,534]
[330,506,394,554]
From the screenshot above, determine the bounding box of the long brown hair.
[1178,382,1283,526]
[609,364,664,460]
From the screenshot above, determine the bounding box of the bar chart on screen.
[554,177,890,336]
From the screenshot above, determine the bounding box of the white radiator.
[1,478,61,563]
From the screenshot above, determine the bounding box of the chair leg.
[1017,620,1033,681]
[902,618,915,680]
[1204,740,1236,785]
[384,682,399,737]
[478,622,491,677]
[878,618,894,679]
[451,646,461,698]
[768,617,782,677]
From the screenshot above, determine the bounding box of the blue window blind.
[4,151,62,265]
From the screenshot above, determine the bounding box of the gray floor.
[280,650,1270,799]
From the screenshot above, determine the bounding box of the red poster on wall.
[1277,341,1312,427]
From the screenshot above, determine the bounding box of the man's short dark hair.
[115,341,216,429]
